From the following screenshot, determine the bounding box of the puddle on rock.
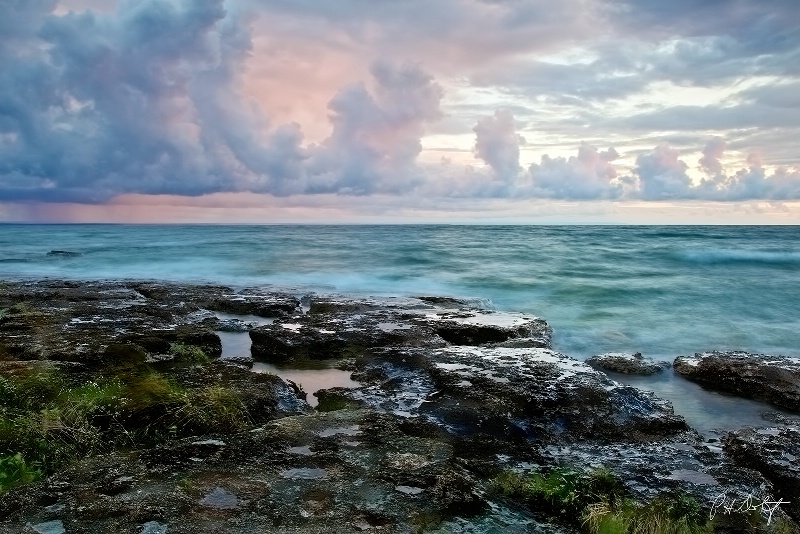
[377,322,412,332]
[252,363,360,408]
[214,315,361,408]
[606,368,798,435]
[395,485,425,495]
[215,312,274,359]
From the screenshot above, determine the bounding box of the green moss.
[584,492,712,534]
[0,369,65,411]
[124,371,185,407]
[410,510,443,533]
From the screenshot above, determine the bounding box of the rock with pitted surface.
[335,346,688,442]
[586,352,670,375]
[674,351,800,411]
[1,280,798,532]
[724,426,800,520]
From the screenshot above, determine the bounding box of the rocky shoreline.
[0,280,798,533]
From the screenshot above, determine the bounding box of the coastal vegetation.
[490,467,795,533]
[0,360,251,484]
[169,342,211,364]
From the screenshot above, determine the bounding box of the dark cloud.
[1,0,238,201]
[0,1,444,202]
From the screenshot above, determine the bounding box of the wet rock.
[431,470,484,515]
[723,426,800,520]
[334,346,687,442]
[675,351,800,410]
[0,410,543,532]
[433,314,551,347]
[250,297,550,363]
[586,352,670,375]
[207,317,257,333]
[541,433,783,509]
[2,280,795,532]
[201,294,300,318]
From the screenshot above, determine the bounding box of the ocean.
[3,223,799,430]
[2,224,798,360]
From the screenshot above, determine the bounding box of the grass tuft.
[488,467,767,533]
[0,365,252,490]
[169,342,210,364]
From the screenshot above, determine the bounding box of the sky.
[1,0,799,223]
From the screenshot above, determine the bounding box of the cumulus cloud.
[306,61,443,195]
[696,148,800,201]
[525,144,623,199]
[1,0,244,201]
[699,137,725,177]
[473,110,523,181]
[633,144,693,200]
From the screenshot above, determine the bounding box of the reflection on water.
[215,326,360,408]
[252,362,360,408]
[612,369,795,434]
[218,331,253,358]
[216,318,794,428]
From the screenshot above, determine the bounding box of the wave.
[679,250,800,265]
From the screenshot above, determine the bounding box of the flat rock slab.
[586,352,670,375]
[675,351,800,411]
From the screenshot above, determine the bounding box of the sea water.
[3,223,799,431]
[2,224,798,360]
